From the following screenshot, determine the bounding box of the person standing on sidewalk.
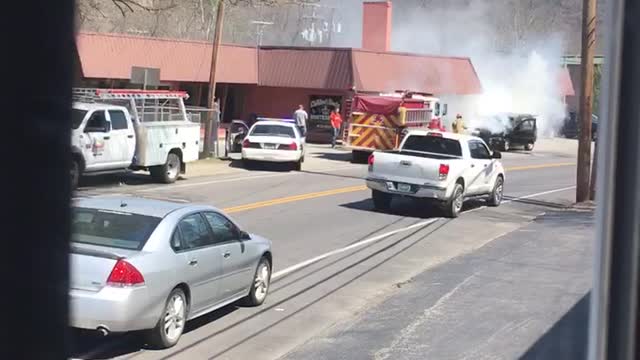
[293,104,308,138]
[330,107,343,148]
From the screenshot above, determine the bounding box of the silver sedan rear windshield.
[71,207,162,250]
[251,124,295,138]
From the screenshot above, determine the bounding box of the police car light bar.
[95,89,189,100]
[257,117,296,123]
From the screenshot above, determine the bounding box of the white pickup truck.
[70,89,201,188]
[366,130,505,217]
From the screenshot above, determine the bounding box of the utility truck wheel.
[71,158,81,190]
[152,153,181,184]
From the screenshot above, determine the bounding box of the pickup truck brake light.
[428,132,443,137]
[439,164,450,180]
[368,154,375,171]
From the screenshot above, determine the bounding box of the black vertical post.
[1,0,73,358]
[588,0,640,358]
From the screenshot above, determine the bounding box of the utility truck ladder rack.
[72,88,190,123]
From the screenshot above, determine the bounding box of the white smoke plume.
[326,0,570,136]
[389,0,569,136]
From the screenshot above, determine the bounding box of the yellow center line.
[506,162,575,171]
[223,185,367,213]
[222,162,576,214]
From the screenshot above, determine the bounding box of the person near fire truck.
[330,107,343,148]
[452,114,467,134]
[427,117,446,132]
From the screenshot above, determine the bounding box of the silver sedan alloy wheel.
[254,262,270,303]
[164,293,186,342]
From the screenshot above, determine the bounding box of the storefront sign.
[308,95,342,141]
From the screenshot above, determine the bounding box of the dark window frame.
[85,110,108,131]
[173,212,217,252]
[202,211,241,245]
[469,140,491,159]
[108,110,129,130]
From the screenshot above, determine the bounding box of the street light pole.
[203,0,225,158]
[576,0,597,202]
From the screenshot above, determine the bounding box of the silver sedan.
[69,196,273,348]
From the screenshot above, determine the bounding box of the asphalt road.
[71,141,583,360]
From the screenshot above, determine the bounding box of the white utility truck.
[70,89,201,188]
[366,130,505,217]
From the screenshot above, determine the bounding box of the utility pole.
[203,0,225,158]
[576,0,597,202]
[590,137,598,200]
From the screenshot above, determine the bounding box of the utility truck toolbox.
[366,130,505,218]
[70,89,201,188]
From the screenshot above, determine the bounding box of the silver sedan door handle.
[188,259,198,266]
[223,252,231,259]
[471,164,476,168]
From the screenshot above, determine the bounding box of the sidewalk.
[184,144,358,179]
[283,209,594,360]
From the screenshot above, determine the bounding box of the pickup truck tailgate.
[371,151,445,186]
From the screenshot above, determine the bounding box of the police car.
[242,118,305,170]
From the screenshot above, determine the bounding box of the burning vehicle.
[471,113,538,151]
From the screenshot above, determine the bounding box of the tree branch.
[111,0,177,16]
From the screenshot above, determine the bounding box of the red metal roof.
[258,47,353,90]
[75,32,482,95]
[351,50,482,95]
[76,32,257,84]
[558,67,576,97]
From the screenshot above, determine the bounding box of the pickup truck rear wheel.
[487,176,504,207]
[444,183,464,218]
[151,153,181,184]
[372,190,392,211]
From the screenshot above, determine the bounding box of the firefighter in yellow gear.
[452,114,466,134]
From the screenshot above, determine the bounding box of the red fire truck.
[344,91,448,162]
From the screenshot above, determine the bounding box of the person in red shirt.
[427,117,445,132]
[330,108,343,148]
